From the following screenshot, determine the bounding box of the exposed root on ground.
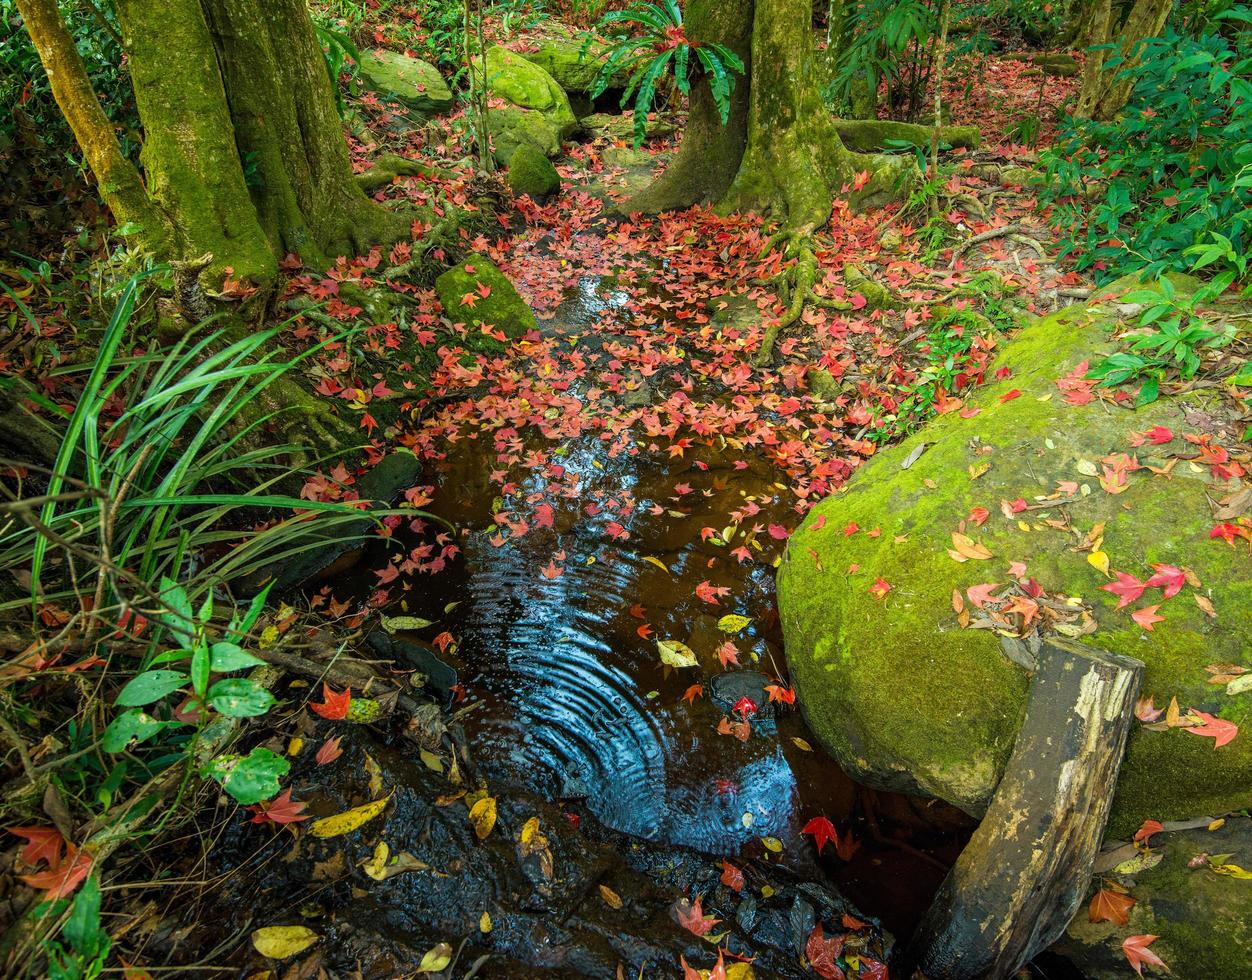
[752,230,819,368]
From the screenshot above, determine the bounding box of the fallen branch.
[948,223,1021,268]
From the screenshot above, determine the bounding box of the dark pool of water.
[367,274,971,938]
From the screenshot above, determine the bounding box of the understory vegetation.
[1,0,1250,977]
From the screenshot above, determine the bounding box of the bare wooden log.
[899,637,1144,979]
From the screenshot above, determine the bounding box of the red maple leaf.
[765,684,795,705]
[717,716,751,741]
[1088,887,1136,925]
[681,951,727,980]
[247,788,310,825]
[868,578,891,600]
[1100,571,1146,609]
[732,696,757,718]
[695,580,730,605]
[834,828,861,861]
[310,683,351,720]
[672,894,719,936]
[315,735,344,765]
[20,843,93,899]
[716,641,740,667]
[1131,605,1165,631]
[1145,564,1185,599]
[803,815,839,855]
[805,924,846,979]
[540,560,565,580]
[683,683,703,705]
[7,825,66,868]
[720,859,745,892]
[1186,710,1238,748]
[1122,934,1168,976]
[1134,818,1164,844]
[459,291,478,308]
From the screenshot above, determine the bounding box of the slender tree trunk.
[1075,0,1171,120]
[13,0,169,250]
[624,0,753,214]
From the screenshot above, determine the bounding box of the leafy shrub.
[1044,15,1252,282]
[829,0,940,121]
[589,0,744,145]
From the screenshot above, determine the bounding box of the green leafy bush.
[1044,15,1252,282]
[589,0,744,145]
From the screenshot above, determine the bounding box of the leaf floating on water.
[760,836,782,853]
[717,614,752,634]
[657,639,698,669]
[642,556,670,574]
[251,925,318,959]
[479,911,492,933]
[361,841,390,880]
[380,614,435,634]
[791,737,813,752]
[599,884,623,909]
[469,796,497,840]
[308,792,392,838]
[417,943,453,974]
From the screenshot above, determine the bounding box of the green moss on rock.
[832,118,981,153]
[487,106,562,165]
[517,27,628,94]
[485,46,577,139]
[507,143,560,200]
[358,49,454,117]
[434,254,538,352]
[778,280,1252,837]
[1052,817,1252,978]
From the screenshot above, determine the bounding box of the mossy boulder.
[434,254,537,352]
[1052,817,1252,978]
[778,279,1252,839]
[506,143,560,200]
[516,26,628,94]
[580,111,678,143]
[487,106,561,164]
[358,49,454,117]
[481,45,580,164]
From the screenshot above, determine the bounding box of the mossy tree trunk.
[623,0,753,214]
[630,0,903,231]
[19,0,407,299]
[1074,0,1172,120]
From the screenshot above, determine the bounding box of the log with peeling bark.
[899,637,1144,979]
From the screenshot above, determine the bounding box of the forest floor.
[0,12,1166,980]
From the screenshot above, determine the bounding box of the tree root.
[752,232,818,368]
[949,223,1021,268]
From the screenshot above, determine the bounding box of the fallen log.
[899,637,1144,979]
[832,118,981,154]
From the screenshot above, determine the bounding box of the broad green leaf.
[209,642,266,672]
[115,670,188,707]
[207,679,275,718]
[208,747,289,805]
[102,709,171,753]
[656,638,698,668]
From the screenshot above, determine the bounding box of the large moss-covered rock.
[434,254,537,352]
[487,106,562,164]
[515,26,629,94]
[481,44,578,164]
[1052,817,1252,978]
[358,49,453,117]
[832,118,980,153]
[778,280,1252,838]
[506,143,560,200]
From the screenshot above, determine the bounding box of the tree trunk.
[900,638,1144,979]
[13,0,170,250]
[623,0,753,214]
[1075,0,1172,120]
[20,0,406,297]
[722,0,906,234]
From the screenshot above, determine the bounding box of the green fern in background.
[588,0,744,146]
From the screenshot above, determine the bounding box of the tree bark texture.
[901,638,1144,980]
[1075,0,1172,120]
[20,0,405,293]
[721,0,907,233]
